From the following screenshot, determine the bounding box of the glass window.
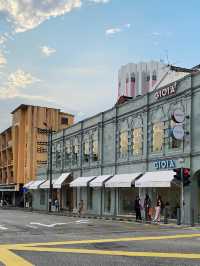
[61,117,68,125]
[169,120,182,149]
[72,137,79,165]
[40,190,45,205]
[132,128,142,155]
[119,130,128,156]
[55,143,62,168]
[104,189,111,213]
[119,188,137,215]
[83,138,89,162]
[152,71,157,81]
[152,122,164,152]
[92,132,98,162]
[64,140,71,167]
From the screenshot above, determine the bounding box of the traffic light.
[183,168,191,187]
[173,168,182,181]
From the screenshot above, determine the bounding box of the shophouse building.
[32,65,200,224]
[0,104,74,206]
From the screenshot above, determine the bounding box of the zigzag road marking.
[1,233,200,265]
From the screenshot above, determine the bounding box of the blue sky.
[0,0,200,130]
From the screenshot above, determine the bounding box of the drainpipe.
[114,106,118,217]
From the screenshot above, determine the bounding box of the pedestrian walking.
[78,200,84,216]
[54,199,59,212]
[134,196,142,222]
[153,195,162,223]
[144,194,151,222]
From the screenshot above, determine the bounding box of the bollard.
[177,208,181,225]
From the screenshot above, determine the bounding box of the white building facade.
[118,61,188,98]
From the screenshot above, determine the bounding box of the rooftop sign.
[154,82,176,100]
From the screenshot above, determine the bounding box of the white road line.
[0,225,8,230]
[30,222,67,228]
[76,220,89,224]
[28,219,90,228]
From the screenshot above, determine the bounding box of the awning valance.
[53,173,71,189]
[0,185,17,192]
[70,176,96,187]
[40,179,55,189]
[89,175,113,187]
[29,180,46,190]
[24,181,34,189]
[135,170,175,188]
[105,173,142,188]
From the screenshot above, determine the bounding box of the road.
[0,209,200,265]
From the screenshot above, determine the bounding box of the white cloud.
[106,23,131,36]
[152,32,161,36]
[0,51,7,67]
[88,0,110,3]
[40,46,56,57]
[0,69,52,102]
[0,35,7,45]
[0,0,82,33]
[106,27,122,35]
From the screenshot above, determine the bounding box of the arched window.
[132,127,143,155]
[152,122,164,152]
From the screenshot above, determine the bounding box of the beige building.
[0,104,74,206]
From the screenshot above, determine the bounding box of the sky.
[0,0,200,131]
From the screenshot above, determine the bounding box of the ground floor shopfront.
[0,184,24,207]
[29,156,200,224]
[70,172,181,220]
[24,173,73,211]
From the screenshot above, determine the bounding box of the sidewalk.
[0,205,190,227]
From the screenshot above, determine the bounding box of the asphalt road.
[0,209,200,266]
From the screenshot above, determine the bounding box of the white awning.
[105,173,143,188]
[70,176,96,187]
[135,170,175,188]
[29,180,46,190]
[24,181,34,189]
[89,175,113,187]
[53,173,71,189]
[40,179,56,189]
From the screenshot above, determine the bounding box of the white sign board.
[173,109,185,123]
[172,126,184,140]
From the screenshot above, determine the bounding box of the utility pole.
[181,167,184,224]
[44,122,53,212]
[48,127,53,212]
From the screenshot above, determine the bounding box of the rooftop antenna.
[165,49,170,65]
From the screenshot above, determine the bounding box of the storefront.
[32,71,200,223]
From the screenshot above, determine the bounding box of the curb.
[1,207,196,228]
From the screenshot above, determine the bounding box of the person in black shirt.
[134,196,142,221]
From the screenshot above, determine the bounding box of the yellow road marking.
[6,233,200,248]
[1,233,200,264]
[9,246,200,260]
[0,248,33,266]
